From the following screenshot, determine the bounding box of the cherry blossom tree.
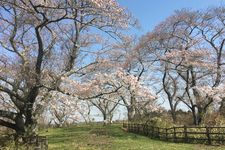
[47,92,79,127]
[60,67,158,122]
[116,70,158,121]
[137,7,225,125]
[109,37,160,121]
[90,97,120,125]
[0,0,135,138]
[76,101,92,124]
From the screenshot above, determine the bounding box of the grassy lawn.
[39,124,225,150]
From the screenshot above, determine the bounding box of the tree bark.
[127,106,136,121]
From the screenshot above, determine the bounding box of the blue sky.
[118,0,225,35]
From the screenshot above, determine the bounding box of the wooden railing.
[123,122,225,145]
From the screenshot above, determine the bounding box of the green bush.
[145,117,175,128]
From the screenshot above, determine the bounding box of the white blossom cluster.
[193,85,225,103]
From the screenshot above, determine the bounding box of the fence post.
[137,124,140,133]
[136,124,138,133]
[149,126,152,137]
[141,124,144,135]
[206,126,212,145]
[129,123,131,132]
[145,124,149,136]
[134,124,137,133]
[135,123,137,133]
[152,126,155,138]
[157,127,160,139]
[173,127,176,142]
[165,128,168,141]
[184,125,188,143]
[132,123,134,132]
[131,123,133,132]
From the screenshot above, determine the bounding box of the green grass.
[39,124,225,150]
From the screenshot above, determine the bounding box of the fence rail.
[123,123,225,145]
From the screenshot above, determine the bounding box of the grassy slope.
[40,124,225,150]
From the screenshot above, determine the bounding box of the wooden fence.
[123,123,225,145]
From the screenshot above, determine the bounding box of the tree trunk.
[127,106,136,122]
[103,113,107,125]
[16,111,37,141]
[219,98,225,117]
[196,107,206,125]
[109,113,113,124]
[171,110,177,123]
[15,114,25,136]
[191,107,198,125]
[15,116,36,142]
[13,114,37,144]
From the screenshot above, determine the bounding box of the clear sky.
[118,0,225,36]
